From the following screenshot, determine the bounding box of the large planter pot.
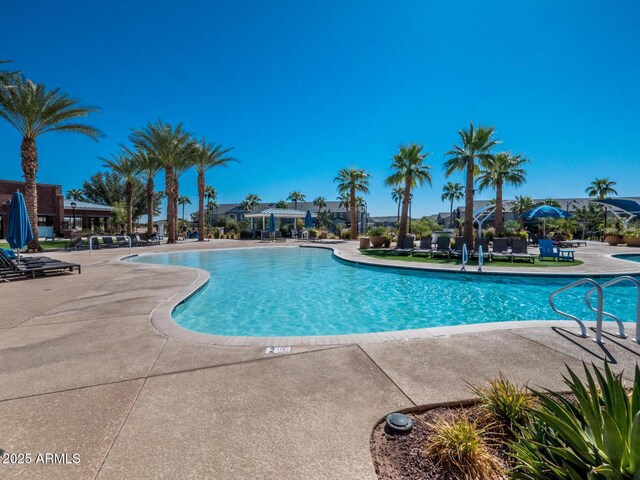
[370,235,386,248]
[605,235,621,246]
[320,231,328,239]
[359,237,371,249]
[624,236,640,247]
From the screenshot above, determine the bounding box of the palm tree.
[130,120,191,243]
[178,195,191,224]
[65,189,85,201]
[384,143,432,246]
[242,193,261,231]
[101,152,140,234]
[0,60,18,85]
[586,177,618,228]
[440,182,465,229]
[477,152,528,235]
[313,196,327,213]
[287,191,306,210]
[538,198,561,208]
[391,186,405,224]
[334,168,370,240]
[0,75,102,249]
[511,195,535,228]
[191,139,237,241]
[444,122,500,246]
[129,147,162,236]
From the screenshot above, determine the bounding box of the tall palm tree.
[391,186,405,224]
[101,152,140,234]
[313,196,327,213]
[477,152,528,235]
[586,177,618,228]
[129,147,162,236]
[441,182,465,229]
[287,191,306,210]
[191,139,237,241]
[130,120,191,243]
[241,193,261,232]
[65,189,85,201]
[204,185,217,223]
[0,75,102,249]
[511,195,535,228]
[178,195,191,223]
[444,122,500,245]
[334,168,370,240]
[384,143,432,246]
[275,200,288,209]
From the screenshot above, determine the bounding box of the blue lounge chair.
[538,239,560,261]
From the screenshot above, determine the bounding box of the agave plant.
[510,362,640,479]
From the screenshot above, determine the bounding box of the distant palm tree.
[178,195,191,224]
[204,185,218,221]
[129,147,162,236]
[287,191,306,210]
[391,186,405,224]
[242,193,261,231]
[191,139,237,241]
[586,177,618,228]
[511,195,535,228]
[477,152,528,235]
[0,75,102,249]
[440,182,464,229]
[445,122,500,245]
[335,168,370,240]
[101,152,140,233]
[130,120,191,243]
[384,143,432,246]
[538,198,561,208]
[65,189,85,201]
[275,200,288,209]
[313,196,327,213]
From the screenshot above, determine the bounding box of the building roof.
[216,200,350,215]
[64,200,114,212]
[244,208,310,218]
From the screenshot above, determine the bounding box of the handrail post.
[89,235,96,254]
[125,235,132,255]
[478,245,483,273]
[461,243,468,272]
[594,284,604,344]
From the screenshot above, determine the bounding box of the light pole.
[360,201,367,234]
[70,201,77,229]
[409,194,413,234]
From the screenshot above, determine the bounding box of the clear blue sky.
[2,1,639,217]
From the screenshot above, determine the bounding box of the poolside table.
[558,249,575,262]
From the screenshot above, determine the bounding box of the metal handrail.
[549,278,604,343]
[89,235,132,255]
[478,245,484,273]
[585,276,640,343]
[461,243,468,272]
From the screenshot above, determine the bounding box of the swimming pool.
[614,254,640,263]
[129,247,639,337]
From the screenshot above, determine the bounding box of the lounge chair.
[274,231,286,243]
[449,236,468,258]
[511,239,535,263]
[145,232,161,245]
[260,230,272,243]
[491,238,512,261]
[393,235,415,255]
[431,236,451,258]
[101,236,116,248]
[538,239,560,261]
[472,237,491,261]
[0,249,81,279]
[308,230,319,242]
[65,236,84,251]
[412,236,433,257]
[115,236,129,247]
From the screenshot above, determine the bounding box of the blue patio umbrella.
[522,205,572,236]
[7,191,34,261]
[268,213,276,233]
[304,209,312,229]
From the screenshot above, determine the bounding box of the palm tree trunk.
[146,177,154,236]
[198,172,205,241]
[397,182,411,246]
[494,179,503,235]
[464,161,475,245]
[125,180,133,234]
[173,176,179,241]
[350,189,357,240]
[449,199,454,229]
[165,167,176,244]
[21,137,40,251]
[397,201,401,224]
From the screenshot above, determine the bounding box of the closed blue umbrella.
[7,191,34,261]
[304,209,312,229]
[522,205,572,236]
[268,213,276,233]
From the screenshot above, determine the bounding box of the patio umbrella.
[522,205,572,236]
[268,213,276,233]
[304,210,312,229]
[6,191,34,262]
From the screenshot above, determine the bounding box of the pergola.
[244,208,312,230]
[592,198,640,226]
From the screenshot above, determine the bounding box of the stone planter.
[320,231,328,239]
[624,236,640,247]
[605,235,621,246]
[370,235,386,248]
[359,237,371,249]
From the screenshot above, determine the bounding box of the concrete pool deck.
[1,239,640,479]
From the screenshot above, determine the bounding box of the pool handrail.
[584,276,640,343]
[549,278,604,343]
[89,235,132,255]
[461,243,468,272]
[478,245,484,273]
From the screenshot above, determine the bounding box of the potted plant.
[623,227,640,247]
[367,227,388,248]
[604,226,622,246]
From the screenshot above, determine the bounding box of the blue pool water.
[614,254,640,263]
[129,247,639,337]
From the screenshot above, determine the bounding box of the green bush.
[624,227,640,238]
[340,229,351,240]
[483,228,496,242]
[605,226,623,236]
[504,220,521,236]
[383,236,392,248]
[367,226,387,236]
[510,362,640,480]
[517,230,529,240]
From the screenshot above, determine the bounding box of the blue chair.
[538,239,559,261]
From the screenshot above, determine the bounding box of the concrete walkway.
[1,239,639,479]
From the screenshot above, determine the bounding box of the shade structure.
[268,213,276,233]
[522,205,572,236]
[7,191,34,254]
[304,210,312,229]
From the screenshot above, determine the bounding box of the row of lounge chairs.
[259,230,287,243]
[0,249,81,279]
[65,233,161,250]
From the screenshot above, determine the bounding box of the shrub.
[468,373,533,434]
[367,226,387,236]
[624,227,640,238]
[517,230,529,241]
[605,226,622,236]
[340,229,351,240]
[504,220,521,237]
[383,236,392,248]
[510,362,640,480]
[483,228,496,242]
[425,414,503,480]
